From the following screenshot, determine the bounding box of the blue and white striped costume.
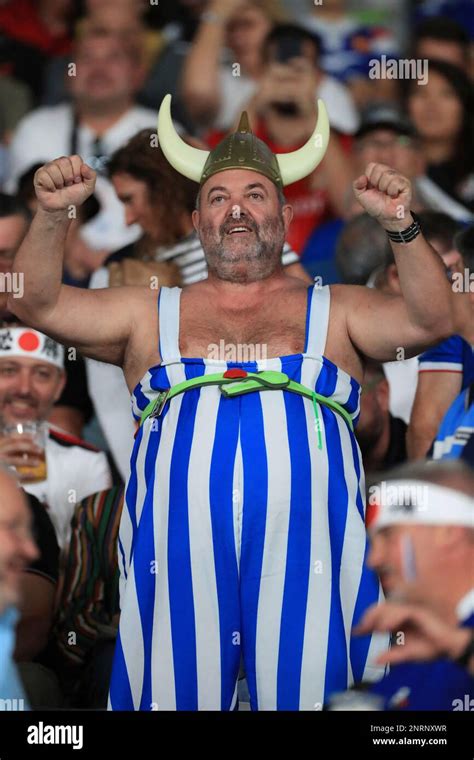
[109,284,385,711]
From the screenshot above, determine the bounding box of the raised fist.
[34,155,97,213]
[353,162,413,232]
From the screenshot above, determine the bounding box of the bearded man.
[9,96,454,710]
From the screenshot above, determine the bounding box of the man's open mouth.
[226,225,253,235]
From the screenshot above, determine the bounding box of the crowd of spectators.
[0,0,472,712]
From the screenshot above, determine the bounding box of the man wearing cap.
[357,460,474,710]
[9,95,454,710]
[0,326,111,549]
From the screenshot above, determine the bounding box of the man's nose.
[22,534,39,563]
[227,203,250,220]
[17,371,33,395]
[125,207,139,227]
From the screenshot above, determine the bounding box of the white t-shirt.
[24,425,112,550]
[6,103,157,251]
[383,356,419,425]
[216,67,359,134]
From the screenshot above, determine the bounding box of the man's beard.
[200,213,285,283]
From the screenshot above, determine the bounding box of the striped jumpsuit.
[109,284,385,710]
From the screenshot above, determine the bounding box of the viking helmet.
[157,94,330,188]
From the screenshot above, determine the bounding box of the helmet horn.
[276,100,330,186]
[157,94,209,182]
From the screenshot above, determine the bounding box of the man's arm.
[8,156,145,366]
[344,163,455,360]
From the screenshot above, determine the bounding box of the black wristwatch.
[386,212,421,244]
[453,628,474,669]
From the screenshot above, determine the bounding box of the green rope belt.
[139,370,354,448]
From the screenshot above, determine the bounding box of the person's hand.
[354,601,472,666]
[353,162,413,232]
[0,433,43,471]
[254,60,319,119]
[34,155,97,213]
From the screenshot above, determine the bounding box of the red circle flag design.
[18,331,40,352]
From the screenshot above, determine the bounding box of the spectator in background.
[301,103,437,283]
[356,360,407,475]
[409,221,474,459]
[0,0,74,100]
[14,491,61,709]
[183,10,359,136]
[53,486,124,708]
[0,467,38,710]
[357,460,474,710]
[0,326,111,549]
[297,0,399,110]
[433,382,474,465]
[181,0,289,132]
[413,16,471,73]
[6,28,156,253]
[41,0,167,111]
[203,23,355,253]
[406,59,474,217]
[0,194,29,320]
[334,214,389,287]
[87,129,307,481]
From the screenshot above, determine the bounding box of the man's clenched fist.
[353,162,413,233]
[34,155,96,213]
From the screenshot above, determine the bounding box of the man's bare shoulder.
[328,282,397,312]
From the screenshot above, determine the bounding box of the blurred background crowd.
[0,0,472,712]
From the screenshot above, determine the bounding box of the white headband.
[367,480,473,531]
[0,327,64,369]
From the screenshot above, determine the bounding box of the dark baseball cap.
[355,104,417,140]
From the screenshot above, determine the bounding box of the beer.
[1,422,48,484]
[15,449,47,483]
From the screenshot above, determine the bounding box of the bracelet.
[386,212,421,244]
[453,628,474,669]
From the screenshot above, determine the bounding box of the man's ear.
[192,209,200,232]
[375,378,390,413]
[282,204,293,234]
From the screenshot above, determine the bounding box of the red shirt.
[0,0,72,57]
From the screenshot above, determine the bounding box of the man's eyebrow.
[207,186,228,198]
[245,182,268,193]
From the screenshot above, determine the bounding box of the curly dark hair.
[107,129,198,247]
